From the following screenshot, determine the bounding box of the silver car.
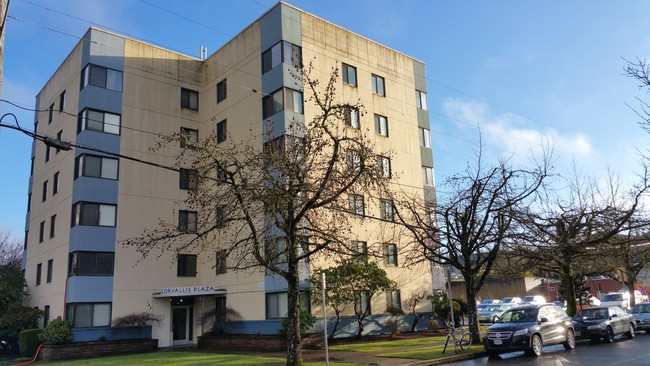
[632,302,650,333]
[478,304,514,323]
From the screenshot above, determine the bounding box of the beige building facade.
[23,2,440,346]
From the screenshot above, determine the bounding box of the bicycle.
[442,325,472,353]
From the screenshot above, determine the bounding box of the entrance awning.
[153,285,226,298]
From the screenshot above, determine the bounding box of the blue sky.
[1,0,650,240]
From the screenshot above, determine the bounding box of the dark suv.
[483,304,576,357]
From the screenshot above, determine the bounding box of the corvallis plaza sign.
[156,285,222,297]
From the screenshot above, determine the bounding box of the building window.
[371,74,385,96]
[342,64,357,87]
[217,119,227,143]
[348,194,365,216]
[416,90,427,110]
[59,91,66,112]
[181,87,199,110]
[24,231,28,250]
[42,180,48,202]
[47,259,53,283]
[419,127,431,148]
[345,107,360,129]
[50,215,56,238]
[352,241,367,263]
[56,130,63,153]
[180,127,198,148]
[179,169,198,190]
[383,243,398,266]
[43,305,50,327]
[266,238,287,264]
[81,64,123,92]
[66,303,112,327]
[177,254,197,277]
[45,146,51,162]
[27,193,31,212]
[217,79,227,103]
[216,165,228,183]
[346,150,362,171]
[374,114,388,136]
[48,103,54,124]
[215,206,227,228]
[179,211,197,233]
[36,263,42,286]
[266,292,288,319]
[75,154,119,180]
[262,88,303,119]
[423,166,435,186]
[39,221,45,243]
[78,108,121,135]
[216,250,227,274]
[386,289,401,309]
[378,156,391,178]
[355,291,370,315]
[68,251,115,276]
[261,41,302,74]
[71,202,117,227]
[380,199,394,221]
[30,157,34,175]
[53,172,59,195]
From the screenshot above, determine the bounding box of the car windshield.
[575,308,608,320]
[602,294,623,301]
[521,296,534,302]
[499,308,538,323]
[632,304,650,314]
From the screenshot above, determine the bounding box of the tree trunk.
[285,264,303,366]
[329,310,341,341]
[411,313,422,332]
[355,315,364,338]
[563,275,578,317]
[465,287,480,342]
[627,278,637,308]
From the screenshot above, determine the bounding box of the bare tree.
[0,231,25,315]
[397,146,551,341]
[124,64,391,365]
[405,291,427,332]
[605,222,650,308]
[0,231,22,266]
[514,166,650,315]
[624,57,650,134]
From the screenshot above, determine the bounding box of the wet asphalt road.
[446,331,650,366]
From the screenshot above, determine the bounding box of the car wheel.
[563,329,576,349]
[604,326,615,343]
[528,334,543,356]
[627,323,636,339]
[646,329,650,335]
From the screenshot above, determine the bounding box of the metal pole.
[321,272,329,366]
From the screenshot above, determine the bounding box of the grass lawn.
[378,344,485,360]
[329,336,448,353]
[35,351,357,366]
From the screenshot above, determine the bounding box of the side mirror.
[611,314,618,318]
[540,317,549,323]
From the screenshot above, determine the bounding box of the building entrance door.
[172,306,191,345]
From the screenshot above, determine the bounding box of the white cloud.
[441,98,593,162]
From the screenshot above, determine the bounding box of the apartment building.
[23,2,440,347]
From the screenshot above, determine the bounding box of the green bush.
[39,317,72,345]
[18,328,42,357]
[279,309,316,337]
[0,303,43,349]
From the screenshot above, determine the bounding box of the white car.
[500,296,522,304]
[520,295,546,305]
[600,292,630,310]
[632,302,650,333]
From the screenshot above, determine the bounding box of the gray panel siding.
[413,60,427,92]
[280,5,302,46]
[420,146,434,167]
[260,5,284,52]
[417,108,430,129]
[72,177,119,205]
[79,87,123,115]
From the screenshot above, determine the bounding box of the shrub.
[40,317,72,345]
[198,307,243,336]
[279,309,316,337]
[112,312,162,339]
[0,303,43,349]
[18,328,42,357]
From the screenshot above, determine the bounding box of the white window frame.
[419,127,431,148]
[416,90,428,110]
[371,74,385,96]
[375,114,388,136]
[423,166,435,186]
[78,108,121,135]
[348,194,365,216]
[342,63,357,86]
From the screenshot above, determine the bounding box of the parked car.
[480,299,501,305]
[631,302,650,334]
[478,304,515,323]
[520,295,546,305]
[572,306,635,342]
[501,297,522,304]
[600,292,630,311]
[483,304,575,357]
